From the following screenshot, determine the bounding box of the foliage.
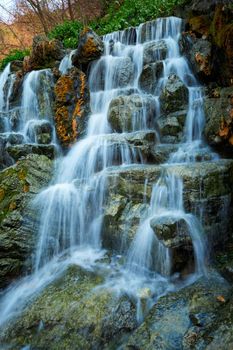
[47,0,189,50]
[0,49,30,71]
[48,20,83,49]
[91,0,190,35]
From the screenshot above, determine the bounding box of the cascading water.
[59,49,75,74]
[0,64,56,144]
[0,16,212,328]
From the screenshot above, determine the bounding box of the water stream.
[0,16,214,328]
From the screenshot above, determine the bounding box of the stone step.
[103,159,233,251]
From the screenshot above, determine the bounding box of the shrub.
[48,20,83,48]
[91,0,190,35]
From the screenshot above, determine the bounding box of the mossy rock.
[1,265,137,349]
[0,154,53,288]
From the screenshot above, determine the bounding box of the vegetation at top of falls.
[0,0,189,67]
[48,20,83,49]
[90,0,190,34]
[0,49,30,71]
[46,0,190,49]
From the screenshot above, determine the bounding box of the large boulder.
[150,216,192,249]
[0,154,53,289]
[157,110,186,143]
[0,136,14,170]
[24,120,53,144]
[103,159,233,253]
[6,144,56,161]
[160,75,189,113]
[188,37,212,77]
[143,40,167,65]
[107,94,157,132]
[54,67,90,148]
[204,87,233,148]
[139,61,163,94]
[124,274,230,350]
[150,215,193,274]
[23,35,64,72]
[0,265,137,349]
[92,56,134,91]
[72,28,104,67]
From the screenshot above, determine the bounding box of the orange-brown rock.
[23,35,65,73]
[184,2,233,86]
[72,28,104,67]
[54,67,90,148]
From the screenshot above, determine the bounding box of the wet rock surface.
[139,61,163,94]
[103,159,233,252]
[107,94,157,132]
[0,154,53,289]
[123,273,231,350]
[6,144,56,161]
[160,74,189,113]
[0,265,137,350]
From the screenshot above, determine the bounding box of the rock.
[185,36,212,78]
[139,61,163,94]
[204,87,233,148]
[179,2,233,86]
[54,67,90,148]
[72,28,104,67]
[4,71,23,110]
[150,215,193,274]
[0,265,137,349]
[92,56,134,91]
[23,35,64,72]
[6,144,56,161]
[25,120,53,144]
[150,216,192,249]
[157,110,186,143]
[10,60,23,73]
[160,75,189,113]
[107,94,157,132]
[103,159,233,254]
[143,40,167,65]
[6,133,24,145]
[123,273,230,350]
[185,284,233,349]
[0,154,53,288]
[0,136,14,170]
[5,108,21,130]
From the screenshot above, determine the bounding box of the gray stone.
[160,74,189,113]
[139,61,163,94]
[107,94,157,132]
[150,216,192,249]
[143,40,167,65]
[124,273,230,350]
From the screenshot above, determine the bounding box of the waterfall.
[0,63,11,112]
[0,16,212,328]
[0,64,56,144]
[20,69,55,141]
[59,50,75,74]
